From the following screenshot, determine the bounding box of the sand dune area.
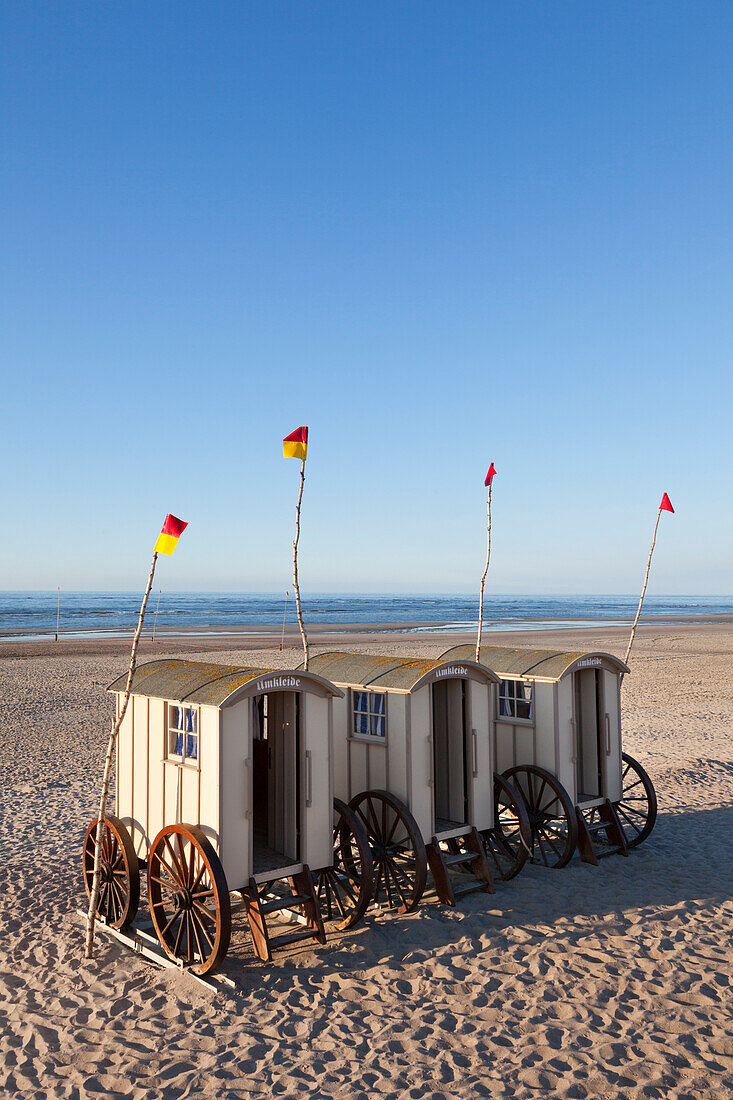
[1,624,732,1098]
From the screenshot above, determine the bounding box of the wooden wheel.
[315,798,374,930]
[615,753,658,848]
[147,823,231,975]
[503,765,578,868]
[480,773,532,880]
[83,816,140,929]
[349,789,427,913]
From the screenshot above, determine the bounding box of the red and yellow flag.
[659,492,674,513]
[154,514,188,555]
[283,426,308,460]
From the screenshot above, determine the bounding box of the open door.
[574,669,604,801]
[431,679,469,831]
[252,692,301,872]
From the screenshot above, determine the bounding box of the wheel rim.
[83,816,139,929]
[316,799,374,930]
[148,824,231,975]
[503,765,578,868]
[616,753,657,848]
[481,774,531,880]
[349,790,427,913]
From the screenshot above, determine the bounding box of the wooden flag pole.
[292,459,309,669]
[55,586,60,642]
[476,464,496,662]
[85,550,159,958]
[622,494,674,683]
[280,590,289,651]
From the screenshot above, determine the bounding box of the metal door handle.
[305,750,313,807]
[605,714,611,755]
[244,756,252,819]
[570,718,577,764]
[472,729,479,778]
[427,736,433,787]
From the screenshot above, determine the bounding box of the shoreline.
[1,616,730,661]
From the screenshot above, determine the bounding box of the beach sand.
[1,623,732,1098]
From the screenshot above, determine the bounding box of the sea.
[0,592,731,642]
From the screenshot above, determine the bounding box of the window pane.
[170,705,181,730]
[354,691,368,713]
[355,711,369,736]
[371,693,386,716]
[186,733,198,759]
[371,714,386,738]
[175,729,184,755]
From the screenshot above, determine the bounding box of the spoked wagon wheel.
[148,823,231,975]
[315,798,374,930]
[349,789,427,913]
[83,815,140,929]
[503,765,578,868]
[480,773,532,881]
[616,753,658,848]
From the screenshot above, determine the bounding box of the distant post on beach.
[152,589,162,643]
[476,463,497,661]
[280,590,289,650]
[85,514,188,959]
[55,586,60,642]
[622,493,674,679]
[283,426,310,669]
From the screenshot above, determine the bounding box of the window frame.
[498,678,534,723]
[165,701,201,766]
[349,687,388,743]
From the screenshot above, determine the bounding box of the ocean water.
[0,591,731,641]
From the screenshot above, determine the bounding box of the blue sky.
[1,3,730,594]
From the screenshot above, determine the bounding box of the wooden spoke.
[348,790,427,913]
[315,799,374,930]
[148,824,230,975]
[480,774,532,880]
[614,754,657,849]
[502,766,578,868]
[83,816,140,929]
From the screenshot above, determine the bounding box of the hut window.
[499,679,533,721]
[168,704,198,761]
[352,690,387,739]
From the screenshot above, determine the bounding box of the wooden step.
[576,800,629,865]
[242,865,327,962]
[426,827,494,906]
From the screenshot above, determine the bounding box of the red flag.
[659,493,674,513]
[484,463,497,487]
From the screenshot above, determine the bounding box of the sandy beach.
[1,621,732,1098]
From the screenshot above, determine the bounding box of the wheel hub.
[175,890,193,911]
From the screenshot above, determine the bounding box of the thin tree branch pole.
[476,482,493,662]
[280,590,289,651]
[292,458,309,669]
[621,507,662,684]
[84,550,159,958]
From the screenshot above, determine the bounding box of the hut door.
[259,690,299,862]
[574,670,603,800]
[431,680,468,829]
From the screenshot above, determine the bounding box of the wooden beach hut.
[302,652,530,908]
[82,658,373,973]
[441,644,658,867]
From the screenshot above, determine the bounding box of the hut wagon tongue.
[302,651,532,908]
[441,644,657,868]
[86,657,376,973]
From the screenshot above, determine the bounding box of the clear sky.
[2,3,731,595]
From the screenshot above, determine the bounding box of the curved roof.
[303,651,499,691]
[107,659,343,707]
[441,644,628,682]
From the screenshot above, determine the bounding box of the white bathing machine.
[303,652,530,908]
[442,645,658,867]
[82,659,373,973]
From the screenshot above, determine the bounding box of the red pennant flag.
[659,493,674,513]
[283,426,308,460]
[484,463,497,487]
